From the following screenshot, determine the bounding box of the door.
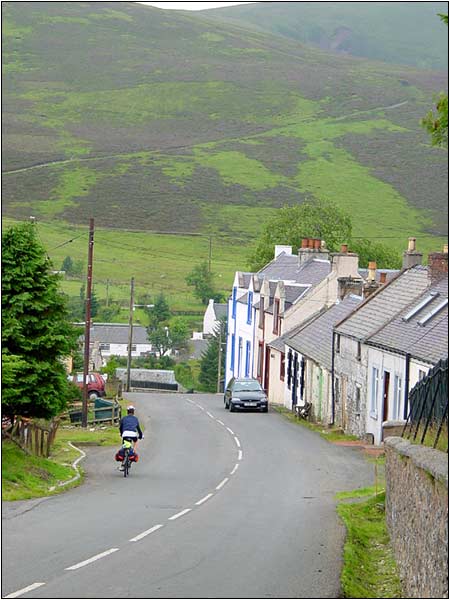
[264,345,271,394]
[383,371,390,422]
[292,354,299,407]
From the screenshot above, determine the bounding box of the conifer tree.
[198,318,226,392]
[2,223,79,419]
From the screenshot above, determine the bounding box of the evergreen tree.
[198,319,226,392]
[61,255,73,274]
[147,292,171,330]
[2,223,79,419]
[186,261,223,306]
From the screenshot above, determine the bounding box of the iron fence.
[402,358,448,451]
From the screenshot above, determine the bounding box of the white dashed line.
[168,508,192,521]
[5,583,46,598]
[226,427,234,435]
[234,436,241,448]
[195,493,214,506]
[65,548,119,571]
[216,477,229,490]
[129,524,164,542]
[216,420,225,426]
[230,463,239,475]
[238,450,243,461]
[206,412,214,418]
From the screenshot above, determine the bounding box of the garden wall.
[384,436,448,598]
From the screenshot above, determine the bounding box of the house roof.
[367,275,448,364]
[258,252,331,287]
[81,323,149,344]
[213,303,227,319]
[358,268,400,283]
[335,266,430,341]
[284,295,362,370]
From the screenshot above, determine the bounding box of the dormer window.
[273,299,280,335]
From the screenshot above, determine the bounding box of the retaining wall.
[385,436,448,598]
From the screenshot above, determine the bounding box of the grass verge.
[337,491,402,598]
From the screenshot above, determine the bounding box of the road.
[2,392,373,599]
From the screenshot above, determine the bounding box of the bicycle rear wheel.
[123,449,129,477]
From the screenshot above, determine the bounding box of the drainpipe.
[331,331,336,425]
[403,353,411,419]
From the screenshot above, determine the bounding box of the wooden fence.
[3,417,59,458]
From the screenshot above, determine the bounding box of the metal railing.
[402,358,448,451]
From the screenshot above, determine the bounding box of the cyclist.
[119,405,143,451]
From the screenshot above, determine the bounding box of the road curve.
[2,392,372,598]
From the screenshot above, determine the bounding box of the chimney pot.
[307,238,314,249]
[341,244,348,253]
[301,238,308,249]
[407,237,416,252]
[368,261,377,282]
[313,238,321,250]
[379,272,387,284]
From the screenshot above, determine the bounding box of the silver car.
[224,378,268,413]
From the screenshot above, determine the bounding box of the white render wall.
[101,343,153,360]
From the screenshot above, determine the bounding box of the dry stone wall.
[385,436,448,598]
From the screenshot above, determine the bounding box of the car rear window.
[233,381,262,392]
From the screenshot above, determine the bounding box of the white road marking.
[230,463,239,475]
[65,548,119,571]
[168,508,192,521]
[238,450,243,461]
[234,436,241,448]
[226,426,234,434]
[195,493,214,506]
[129,524,164,542]
[206,412,214,418]
[5,583,46,598]
[216,477,229,490]
[216,420,225,426]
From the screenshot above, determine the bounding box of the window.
[356,342,361,361]
[238,337,243,377]
[280,352,285,381]
[247,292,253,325]
[335,334,341,353]
[418,369,427,380]
[393,375,402,420]
[273,299,280,335]
[259,296,265,329]
[231,334,236,371]
[245,341,251,377]
[370,366,380,417]
[232,287,237,319]
[99,343,110,351]
[126,344,137,352]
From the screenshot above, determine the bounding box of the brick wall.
[385,437,448,598]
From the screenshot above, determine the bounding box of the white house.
[203,299,228,337]
[80,323,153,364]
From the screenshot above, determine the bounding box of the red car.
[69,372,106,400]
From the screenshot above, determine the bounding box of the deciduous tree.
[186,261,223,305]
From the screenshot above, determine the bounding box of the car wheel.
[262,406,268,413]
[89,391,99,400]
[229,402,234,412]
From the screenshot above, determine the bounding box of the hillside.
[199,1,449,70]
[2,1,448,263]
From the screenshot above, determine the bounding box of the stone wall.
[384,437,448,598]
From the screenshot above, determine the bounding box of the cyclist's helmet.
[127,405,135,413]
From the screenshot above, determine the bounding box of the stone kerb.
[384,436,448,599]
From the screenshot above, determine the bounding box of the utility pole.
[208,236,212,273]
[106,279,110,307]
[82,218,95,428]
[126,277,135,393]
[217,324,222,394]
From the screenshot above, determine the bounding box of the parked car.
[224,377,268,412]
[68,372,106,400]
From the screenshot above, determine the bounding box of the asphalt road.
[2,392,373,599]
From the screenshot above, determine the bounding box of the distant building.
[78,323,153,364]
[203,299,228,337]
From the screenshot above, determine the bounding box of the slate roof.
[358,268,400,283]
[335,266,430,341]
[284,295,362,370]
[213,303,227,319]
[258,252,331,286]
[81,323,149,344]
[367,275,448,364]
[238,272,253,288]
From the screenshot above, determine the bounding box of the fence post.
[34,427,39,456]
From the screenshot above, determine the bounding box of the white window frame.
[370,366,380,419]
[393,374,403,420]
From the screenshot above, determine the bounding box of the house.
[79,323,153,364]
[203,299,228,337]
[276,295,362,422]
[334,243,448,443]
[364,269,448,444]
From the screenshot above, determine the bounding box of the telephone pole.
[82,218,95,428]
[126,277,135,393]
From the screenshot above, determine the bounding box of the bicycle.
[121,439,133,477]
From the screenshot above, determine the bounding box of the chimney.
[367,261,377,282]
[402,237,423,270]
[379,272,387,284]
[340,244,348,253]
[298,238,313,265]
[428,245,449,283]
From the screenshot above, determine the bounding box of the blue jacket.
[119,414,143,439]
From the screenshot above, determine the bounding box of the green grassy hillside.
[200,1,449,70]
[2,1,448,278]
